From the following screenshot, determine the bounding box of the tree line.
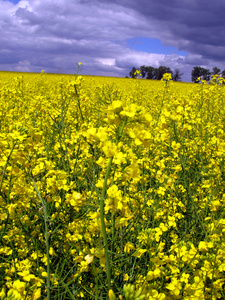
[129,65,183,81]
[191,66,225,83]
[128,65,225,82]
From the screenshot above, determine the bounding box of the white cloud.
[96,58,116,66]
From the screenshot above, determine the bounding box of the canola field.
[0,70,225,300]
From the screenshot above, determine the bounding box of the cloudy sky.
[1,0,225,82]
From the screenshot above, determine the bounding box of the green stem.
[111,212,116,287]
[31,177,51,300]
[74,84,84,123]
[100,156,113,291]
[0,142,16,193]
[99,119,127,293]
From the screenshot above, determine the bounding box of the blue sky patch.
[3,0,20,4]
[127,37,188,56]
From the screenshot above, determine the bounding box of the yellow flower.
[65,191,85,209]
[162,73,172,81]
[114,151,125,165]
[166,278,182,296]
[108,289,116,300]
[84,254,94,264]
[102,141,118,157]
[18,269,35,281]
[198,241,208,251]
[119,104,137,118]
[107,100,123,114]
[32,288,41,300]
[124,242,135,253]
[49,247,54,256]
[180,272,190,284]
[147,268,161,281]
[12,280,26,294]
[0,288,6,298]
[124,273,130,281]
[42,271,47,277]
[133,249,147,258]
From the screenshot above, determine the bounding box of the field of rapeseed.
[1,70,225,300]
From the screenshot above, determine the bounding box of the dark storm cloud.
[0,0,225,81]
[97,0,225,60]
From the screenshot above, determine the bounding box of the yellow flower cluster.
[1,71,225,299]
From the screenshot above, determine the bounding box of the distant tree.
[129,67,137,78]
[173,69,183,81]
[202,68,211,81]
[222,70,225,78]
[140,65,147,78]
[146,66,156,79]
[191,66,211,82]
[191,66,203,82]
[155,66,173,80]
[212,67,221,75]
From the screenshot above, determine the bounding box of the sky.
[0,0,225,82]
